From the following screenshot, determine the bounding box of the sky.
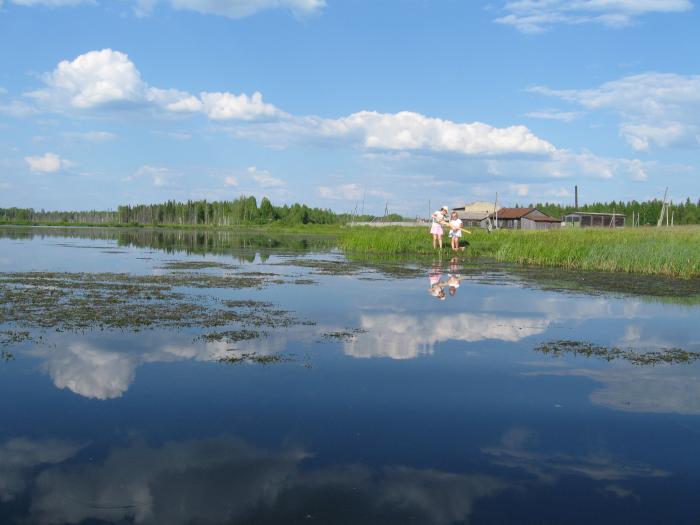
[1,0,699,216]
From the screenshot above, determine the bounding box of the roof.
[489,207,535,219]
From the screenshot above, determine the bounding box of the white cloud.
[223,175,239,186]
[531,73,700,150]
[26,49,280,122]
[247,165,283,187]
[510,183,530,197]
[325,111,556,156]
[24,152,70,173]
[167,0,325,18]
[233,111,557,157]
[200,91,281,120]
[525,109,581,122]
[496,0,693,33]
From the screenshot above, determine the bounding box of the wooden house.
[488,208,562,230]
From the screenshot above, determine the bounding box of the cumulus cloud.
[496,0,693,33]
[531,73,700,150]
[24,152,70,173]
[167,0,325,19]
[223,175,239,186]
[26,49,280,122]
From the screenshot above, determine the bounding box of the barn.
[488,208,562,230]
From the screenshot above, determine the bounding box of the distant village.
[451,201,625,230]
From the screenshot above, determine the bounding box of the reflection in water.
[0,438,86,503]
[483,427,669,484]
[2,436,504,525]
[28,339,250,400]
[428,259,466,301]
[527,366,700,415]
[345,313,549,359]
[0,226,334,264]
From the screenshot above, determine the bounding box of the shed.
[488,208,562,230]
[563,212,625,228]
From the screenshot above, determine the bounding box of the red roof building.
[488,208,562,230]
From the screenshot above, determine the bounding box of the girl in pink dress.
[430,206,449,249]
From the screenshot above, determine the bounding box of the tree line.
[524,198,700,225]
[0,196,402,226]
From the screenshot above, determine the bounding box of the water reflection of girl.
[428,264,446,300]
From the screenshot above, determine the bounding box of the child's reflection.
[428,258,464,300]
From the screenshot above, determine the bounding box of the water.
[1,226,699,524]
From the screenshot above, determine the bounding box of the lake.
[1,226,699,524]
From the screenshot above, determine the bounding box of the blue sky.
[1,0,699,215]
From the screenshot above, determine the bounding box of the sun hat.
[441,205,449,210]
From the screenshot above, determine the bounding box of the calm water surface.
[1,226,699,524]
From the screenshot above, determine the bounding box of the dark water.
[1,226,699,525]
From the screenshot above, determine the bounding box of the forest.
[1,196,698,226]
[0,196,404,226]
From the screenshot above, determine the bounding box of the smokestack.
[575,185,579,210]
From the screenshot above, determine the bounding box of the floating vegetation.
[0,329,33,346]
[199,329,264,343]
[293,279,317,285]
[275,258,367,276]
[158,260,238,271]
[322,328,368,341]
[1,350,14,361]
[534,340,700,366]
[0,272,307,334]
[218,352,293,365]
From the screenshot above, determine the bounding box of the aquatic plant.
[534,340,700,366]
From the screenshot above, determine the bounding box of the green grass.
[339,225,700,279]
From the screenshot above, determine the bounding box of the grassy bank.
[339,226,700,278]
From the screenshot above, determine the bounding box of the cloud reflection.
[345,313,549,359]
[15,436,504,525]
[0,438,86,503]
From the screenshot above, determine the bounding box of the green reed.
[339,225,700,278]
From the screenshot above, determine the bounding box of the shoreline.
[2,222,699,279]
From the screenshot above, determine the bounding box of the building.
[563,212,625,228]
[488,208,562,230]
[452,201,501,227]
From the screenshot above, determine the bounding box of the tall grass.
[339,226,700,278]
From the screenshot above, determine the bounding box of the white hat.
[441,205,449,210]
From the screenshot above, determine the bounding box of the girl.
[448,211,463,252]
[430,206,449,249]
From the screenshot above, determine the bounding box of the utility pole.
[494,192,499,230]
[657,187,668,227]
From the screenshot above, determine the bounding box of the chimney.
[575,185,579,210]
